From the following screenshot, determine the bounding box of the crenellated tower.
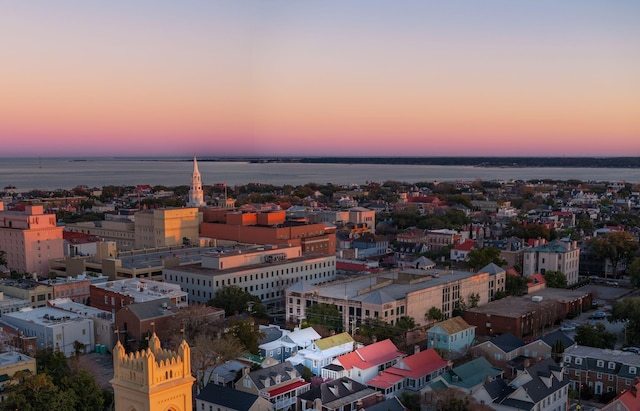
[110,332,194,411]
[187,154,205,207]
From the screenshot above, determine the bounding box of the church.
[110,333,194,411]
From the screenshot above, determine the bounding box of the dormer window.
[608,362,616,370]
[575,358,582,365]
[630,367,637,375]
[597,360,604,368]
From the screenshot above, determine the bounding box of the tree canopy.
[303,303,343,332]
[574,323,616,349]
[543,270,567,289]
[208,285,268,319]
[466,247,506,271]
[610,297,640,346]
[588,231,639,278]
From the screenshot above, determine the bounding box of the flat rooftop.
[0,351,36,367]
[565,346,640,366]
[91,278,186,302]
[467,289,590,318]
[86,245,227,270]
[48,298,112,320]
[4,306,92,326]
[293,269,492,305]
[164,252,333,277]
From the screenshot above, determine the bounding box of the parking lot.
[559,283,637,349]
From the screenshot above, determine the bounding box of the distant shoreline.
[2,156,639,168]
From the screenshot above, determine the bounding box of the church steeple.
[187,154,205,207]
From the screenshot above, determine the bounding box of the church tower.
[110,333,195,411]
[187,155,205,207]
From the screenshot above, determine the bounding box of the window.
[631,367,637,375]
[575,358,582,365]
[609,374,614,381]
[608,362,616,370]
[243,379,251,388]
[597,360,604,368]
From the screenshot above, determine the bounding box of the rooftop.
[91,278,186,302]
[4,306,93,326]
[292,268,498,305]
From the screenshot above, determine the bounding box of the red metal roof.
[336,339,405,371]
[366,372,404,389]
[266,380,309,398]
[385,348,449,379]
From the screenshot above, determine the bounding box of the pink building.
[0,204,64,276]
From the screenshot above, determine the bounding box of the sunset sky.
[1,1,639,157]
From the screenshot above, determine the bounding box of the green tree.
[629,257,640,288]
[543,270,567,289]
[359,317,402,342]
[574,323,617,349]
[304,303,343,332]
[505,274,529,296]
[0,374,76,411]
[226,317,263,354]
[208,285,268,319]
[399,391,421,411]
[469,293,480,308]
[610,297,640,345]
[0,249,7,267]
[466,247,506,271]
[59,370,105,411]
[588,231,639,278]
[426,306,444,325]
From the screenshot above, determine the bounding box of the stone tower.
[187,154,205,207]
[110,333,194,411]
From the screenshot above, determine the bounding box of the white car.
[560,325,576,332]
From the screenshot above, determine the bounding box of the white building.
[187,155,205,207]
[47,297,115,352]
[163,245,337,312]
[523,239,580,285]
[2,306,94,356]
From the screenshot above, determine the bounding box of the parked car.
[623,347,640,354]
[560,325,576,332]
[589,312,607,320]
[606,280,619,286]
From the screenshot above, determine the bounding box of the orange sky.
[1,1,638,157]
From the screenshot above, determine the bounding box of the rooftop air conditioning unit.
[532,296,543,302]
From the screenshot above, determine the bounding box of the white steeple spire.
[187,154,205,207]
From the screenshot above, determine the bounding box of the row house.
[258,326,321,364]
[563,346,640,397]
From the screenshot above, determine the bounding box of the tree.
[543,270,567,289]
[429,387,494,411]
[610,297,640,345]
[226,317,263,355]
[399,391,421,411]
[627,257,640,288]
[469,293,480,308]
[59,370,105,411]
[466,247,506,271]
[0,374,76,411]
[303,303,343,332]
[189,333,244,391]
[574,323,617,349]
[588,231,639,278]
[426,307,444,325]
[208,285,268,320]
[359,318,402,342]
[505,274,529,296]
[0,249,7,267]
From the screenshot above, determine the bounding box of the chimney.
[414,344,420,354]
[314,398,322,410]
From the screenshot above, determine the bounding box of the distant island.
[234,157,640,168]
